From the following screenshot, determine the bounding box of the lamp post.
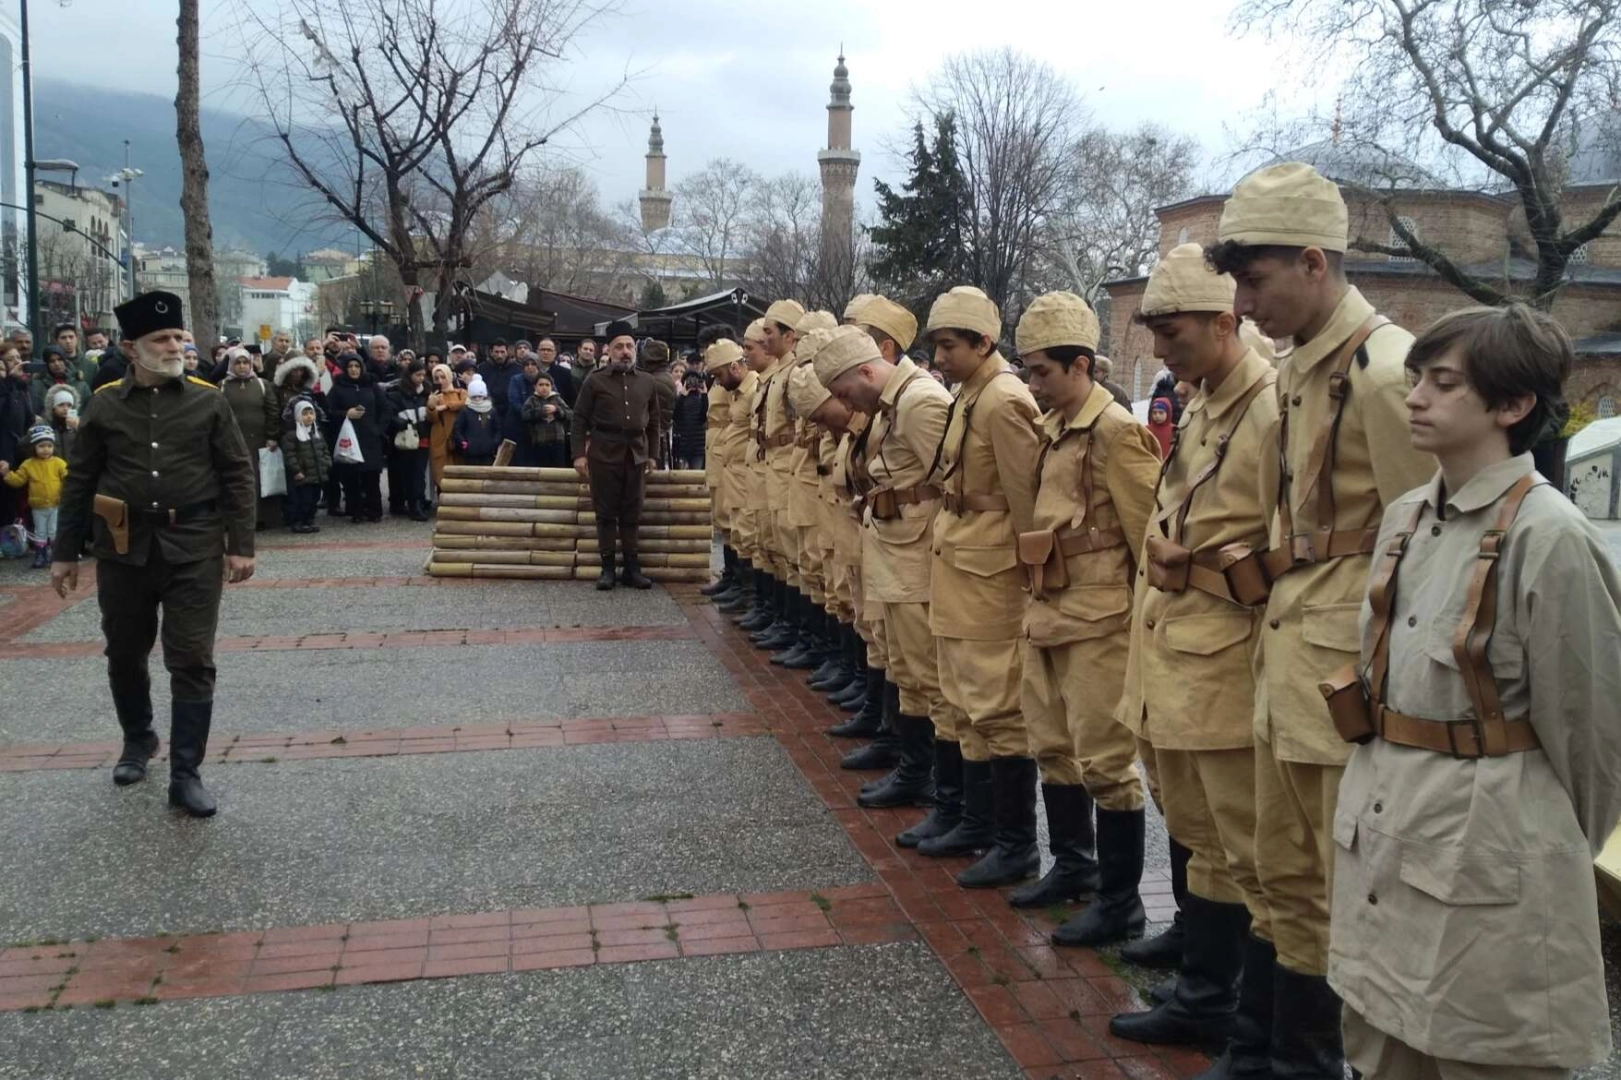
[108,152,141,301]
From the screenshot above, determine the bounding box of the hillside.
[34,78,352,257]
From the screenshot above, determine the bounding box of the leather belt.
[592,423,644,436]
[764,432,795,449]
[889,484,940,507]
[1259,527,1381,580]
[131,499,218,526]
[941,491,1010,514]
[1372,703,1540,759]
[1056,524,1126,557]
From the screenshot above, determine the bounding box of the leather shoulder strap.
[1365,498,1427,701]
[1154,370,1274,546]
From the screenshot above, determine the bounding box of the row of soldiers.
[695,161,1620,1080]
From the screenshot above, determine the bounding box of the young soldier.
[733,320,778,629]
[911,287,1044,887]
[743,305,803,643]
[773,310,839,669]
[699,324,743,600]
[751,300,806,651]
[1011,292,1160,941]
[1107,246,1281,1073]
[1331,305,1621,1080]
[1205,163,1431,1078]
[819,324,952,810]
[704,337,758,613]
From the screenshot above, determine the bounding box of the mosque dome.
[1263,137,1439,190]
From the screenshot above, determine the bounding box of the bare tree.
[741,172,821,302]
[471,166,636,301]
[177,0,218,346]
[239,0,622,344]
[1235,0,1621,309]
[914,48,1087,327]
[674,159,758,287]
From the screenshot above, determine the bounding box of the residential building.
[33,179,125,329]
[239,276,317,344]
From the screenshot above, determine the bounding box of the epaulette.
[93,379,122,394]
[187,375,219,389]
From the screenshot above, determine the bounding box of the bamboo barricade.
[426,465,713,582]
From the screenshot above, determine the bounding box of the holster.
[1319,663,1375,745]
[1216,542,1272,606]
[869,490,899,521]
[93,494,130,556]
[1018,528,1067,597]
[1144,534,1190,593]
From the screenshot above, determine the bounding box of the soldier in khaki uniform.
[912,287,1045,888]
[703,338,757,613]
[1107,247,1282,1071]
[701,324,745,601]
[742,305,804,643]
[1011,292,1160,943]
[1332,305,1621,1080]
[1203,163,1432,1079]
[818,325,952,811]
[735,319,782,630]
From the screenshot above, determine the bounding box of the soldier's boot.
[1108,894,1249,1048]
[753,582,798,648]
[956,756,1040,888]
[1270,967,1343,1080]
[618,527,653,589]
[917,757,994,856]
[857,712,935,809]
[1149,975,1177,1006]
[1051,808,1147,946]
[1009,784,1099,907]
[1122,839,1190,969]
[808,615,849,687]
[167,699,217,818]
[701,545,736,596]
[712,551,746,605]
[736,571,775,630]
[821,624,865,696]
[112,682,159,787]
[771,592,818,666]
[896,738,964,848]
[716,570,753,614]
[1191,935,1275,1080]
[842,681,901,771]
[827,668,885,737]
[595,523,617,591]
[831,638,871,705]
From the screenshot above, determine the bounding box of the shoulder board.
[187,376,219,389]
[93,378,123,394]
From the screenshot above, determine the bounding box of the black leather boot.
[753,582,797,648]
[1009,784,1099,907]
[167,700,217,817]
[1051,808,1146,945]
[1122,838,1190,969]
[831,645,871,706]
[771,592,818,666]
[717,569,753,614]
[896,738,964,847]
[827,667,885,737]
[737,571,775,629]
[857,712,935,808]
[594,522,617,590]
[808,615,850,688]
[1193,935,1275,1080]
[1271,967,1343,1080]
[618,526,653,589]
[956,756,1040,888]
[1109,894,1250,1048]
[917,757,994,856]
[1149,975,1177,1006]
[841,680,901,771]
[701,546,736,596]
[111,682,159,787]
[823,624,866,697]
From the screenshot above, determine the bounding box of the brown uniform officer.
[53,290,257,818]
[571,320,661,591]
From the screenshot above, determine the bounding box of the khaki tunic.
[704,381,729,490]
[1257,287,1433,764]
[760,357,796,510]
[747,360,785,564]
[718,371,759,551]
[1120,348,1280,751]
[1331,454,1621,1070]
[861,357,951,605]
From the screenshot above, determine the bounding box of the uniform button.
[1373,802,1383,814]
[1269,618,1280,629]
[1367,893,1378,905]
[1407,616,1417,627]
[1145,618,1155,630]
[151,470,160,478]
[1292,395,1302,406]
[1431,525,1441,537]
[151,442,159,449]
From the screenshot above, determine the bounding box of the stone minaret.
[817,52,860,256]
[639,111,673,232]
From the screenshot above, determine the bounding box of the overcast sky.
[29,0,1306,214]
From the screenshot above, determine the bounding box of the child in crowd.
[453,376,502,466]
[521,374,572,468]
[281,400,332,533]
[46,385,78,461]
[1146,396,1175,459]
[0,425,68,567]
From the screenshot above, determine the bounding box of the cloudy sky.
[29,0,1312,213]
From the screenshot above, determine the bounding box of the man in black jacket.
[476,339,516,419]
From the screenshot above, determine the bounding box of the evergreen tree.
[868,113,968,310]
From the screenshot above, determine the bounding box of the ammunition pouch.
[1319,663,1375,745]
[1018,528,1068,598]
[1144,535,1191,593]
[1216,542,1272,606]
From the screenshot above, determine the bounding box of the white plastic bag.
[258,447,288,497]
[334,418,364,465]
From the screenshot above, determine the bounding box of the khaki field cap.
[926,286,1001,342]
[703,339,743,373]
[1218,162,1348,253]
[764,299,807,329]
[842,293,875,323]
[1015,291,1100,355]
[794,310,839,339]
[857,295,918,351]
[1141,243,1237,317]
[787,333,835,416]
[743,318,766,343]
[814,324,883,388]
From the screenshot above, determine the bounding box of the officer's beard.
[133,340,184,380]
[609,359,635,373]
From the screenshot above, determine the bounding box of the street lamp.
[106,149,140,300]
[358,299,394,335]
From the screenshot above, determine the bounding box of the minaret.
[817,51,860,258]
[639,111,672,232]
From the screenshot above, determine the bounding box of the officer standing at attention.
[53,290,257,818]
[572,320,660,591]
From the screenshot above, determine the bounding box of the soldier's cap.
[857,296,917,351]
[792,310,838,350]
[763,299,806,330]
[1016,291,1100,356]
[1141,243,1236,318]
[114,290,185,343]
[28,424,55,445]
[603,319,637,343]
[925,286,1000,343]
[703,339,743,373]
[1218,162,1348,253]
[742,318,767,344]
[787,343,833,417]
[842,293,876,323]
[814,325,883,389]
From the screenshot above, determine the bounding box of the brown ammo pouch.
[1216,542,1272,607]
[93,494,130,556]
[1018,528,1068,598]
[1144,534,1191,593]
[869,489,899,520]
[1319,664,1376,745]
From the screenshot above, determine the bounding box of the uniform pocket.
[1301,602,1361,654]
[1163,612,1255,656]
[1398,845,1520,906]
[872,514,930,548]
[1046,585,1133,643]
[949,543,1019,578]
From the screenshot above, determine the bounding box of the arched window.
[1570,243,1592,266]
[1388,216,1419,262]
[1177,226,1190,245]
[1599,395,1617,420]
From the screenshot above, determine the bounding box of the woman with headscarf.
[425,362,466,495]
[222,348,283,528]
[326,352,387,522]
[386,361,433,520]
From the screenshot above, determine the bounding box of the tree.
[241,0,621,344]
[868,116,970,308]
[741,172,822,303]
[265,251,301,278]
[176,0,218,346]
[1235,0,1621,309]
[639,280,666,309]
[674,159,758,286]
[479,166,635,300]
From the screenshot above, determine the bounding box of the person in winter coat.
[222,350,284,529]
[280,400,332,533]
[1149,370,1183,424]
[452,375,502,466]
[272,353,325,425]
[503,356,539,465]
[426,363,466,496]
[0,352,29,529]
[28,346,89,419]
[520,373,572,468]
[1146,396,1175,459]
[671,370,708,469]
[44,385,78,462]
[326,353,387,522]
[386,362,433,520]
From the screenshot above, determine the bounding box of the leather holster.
[1018,528,1067,598]
[1144,535,1190,593]
[869,489,899,521]
[93,494,130,555]
[1216,542,1272,606]
[1320,663,1375,745]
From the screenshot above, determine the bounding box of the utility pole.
[20,0,38,341]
